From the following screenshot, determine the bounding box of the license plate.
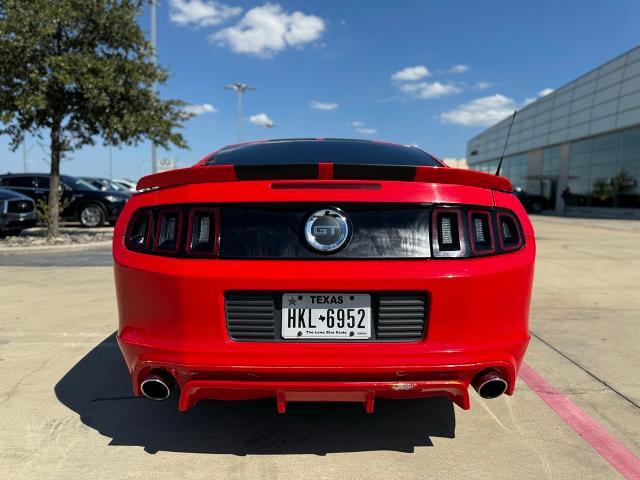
[281,293,372,339]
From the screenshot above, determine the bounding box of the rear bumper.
[114,235,534,412]
[0,212,36,230]
[183,380,469,413]
[118,334,528,411]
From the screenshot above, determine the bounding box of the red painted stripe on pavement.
[520,362,640,479]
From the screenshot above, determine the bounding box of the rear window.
[204,139,442,167]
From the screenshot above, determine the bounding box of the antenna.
[495,110,517,176]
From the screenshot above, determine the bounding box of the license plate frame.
[281,293,372,340]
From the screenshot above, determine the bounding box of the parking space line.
[520,362,640,479]
[531,331,640,410]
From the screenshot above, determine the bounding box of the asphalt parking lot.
[0,216,639,479]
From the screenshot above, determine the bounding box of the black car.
[0,173,129,227]
[0,188,37,236]
[513,189,550,214]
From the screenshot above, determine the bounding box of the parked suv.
[0,188,37,236]
[0,173,129,227]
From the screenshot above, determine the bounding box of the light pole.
[108,145,113,179]
[150,0,157,173]
[224,83,255,142]
[22,134,37,173]
[22,136,27,173]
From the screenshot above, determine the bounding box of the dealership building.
[467,45,640,215]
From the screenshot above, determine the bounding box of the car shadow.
[55,333,456,455]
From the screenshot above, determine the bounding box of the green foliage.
[0,0,193,236]
[0,0,192,149]
[592,169,637,202]
[35,190,72,224]
[610,168,636,194]
[592,178,611,201]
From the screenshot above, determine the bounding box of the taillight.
[497,212,523,250]
[468,210,495,255]
[432,208,466,257]
[124,205,220,257]
[432,206,523,258]
[155,209,182,253]
[125,211,152,251]
[123,204,524,258]
[186,208,218,256]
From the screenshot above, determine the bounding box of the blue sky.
[2,0,640,180]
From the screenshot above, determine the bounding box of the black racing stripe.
[234,164,319,180]
[332,164,417,181]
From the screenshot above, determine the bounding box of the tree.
[0,0,192,238]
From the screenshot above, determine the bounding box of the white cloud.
[440,94,516,126]
[391,65,430,82]
[310,100,338,111]
[249,112,275,128]
[355,127,377,135]
[442,157,468,168]
[183,103,218,115]
[524,87,555,106]
[439,87,557,127]
[449,64,469,74]
[169,0,242,27]
[399,81,461,99]
[211,3,325,56]
[348,120,377,135]
[476,81,492,90]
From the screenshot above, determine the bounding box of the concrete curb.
[0,240,112,254]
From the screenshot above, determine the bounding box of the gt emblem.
[304,208,350,253]
[313,225,340,236]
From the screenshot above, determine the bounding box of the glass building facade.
[467,46,640,214]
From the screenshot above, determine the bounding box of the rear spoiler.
[137,163,512,192]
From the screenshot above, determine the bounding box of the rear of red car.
[113,139,535,413]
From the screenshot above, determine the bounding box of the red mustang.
[114,139,535,413]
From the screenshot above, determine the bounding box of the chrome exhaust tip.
[472,369,508,399]
[140,371,175,401]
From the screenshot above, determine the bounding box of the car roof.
[1,172,68,177]
[1,173,81,181]
[203,138,442,167]
[0,187,33,200]
[1,172,49,176]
